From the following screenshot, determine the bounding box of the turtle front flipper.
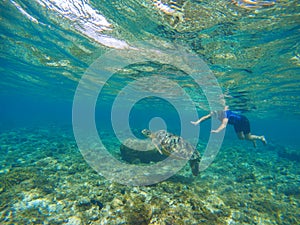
[152,139,163,154]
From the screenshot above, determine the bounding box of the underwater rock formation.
[120,138,166,163]
[277,146,300,162]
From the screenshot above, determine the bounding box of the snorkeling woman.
[191,106,267,147]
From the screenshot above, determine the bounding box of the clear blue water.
[1,0,299,224]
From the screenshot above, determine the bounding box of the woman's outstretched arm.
[191,113,212,125]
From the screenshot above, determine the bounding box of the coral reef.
[0,127,299,224]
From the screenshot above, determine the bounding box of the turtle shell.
[150,130,198,160]
[142,129,201,176]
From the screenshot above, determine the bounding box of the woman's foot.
[261,136,267,145]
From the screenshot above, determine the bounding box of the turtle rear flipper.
[189,158,200,176]
[189,150,201,176]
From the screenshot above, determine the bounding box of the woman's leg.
[236,116,267,146]
[236,132,258,147]
[236,131,245,140]
[245,133,267,146]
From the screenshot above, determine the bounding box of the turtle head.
[142,129,152,138]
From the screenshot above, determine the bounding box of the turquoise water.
[1,0,299,224]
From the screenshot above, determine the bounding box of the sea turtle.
[142,129,201,176]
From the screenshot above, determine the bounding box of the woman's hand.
[191,121,199,126]
[191,114,211,126]
[211,130,219,133]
